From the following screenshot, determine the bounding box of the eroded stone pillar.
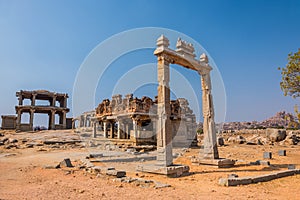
[62,111,66,129]
[93,121,97,138]
[16,110,21,129]
[133,120,138,139]
[200,72,219,159]
[29,109,35,131]
[125,123,129,139]
[117,120,122,139]
[110,121,114,138]
[18,95,23,106]
[50,110,55,130]
[156,52,173,167]
[103,121,108,138]
[52,95,57,107]
[31,94,36,106]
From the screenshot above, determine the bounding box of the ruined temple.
[76,94,197,147]
[15,90,70,131]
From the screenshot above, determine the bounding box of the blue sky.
[0,0,299,126]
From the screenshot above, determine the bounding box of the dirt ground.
[0,130,300,200]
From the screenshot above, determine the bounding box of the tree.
[279,49,300,122]
[280,49,300,98]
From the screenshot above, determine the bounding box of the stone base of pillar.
[136,164,189,178]
[191,157,235,168]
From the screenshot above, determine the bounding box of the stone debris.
[278,150,286,156]
[87,153,103,159]
[263,152,272,159]
[266,128,287,142]
[249,160,270,166]
[219,169,300,186]
[217,137,225,146]
[112,177,171,188]
[58,158,73,168]
[288,164,296,170]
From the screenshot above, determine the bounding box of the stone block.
[278,150,286,156]
[263,152,272,159]
[88,153,103,158]
[228,174,238,178]
[258,160,270,166]
[288,164,296,170]
[106,170,126,178]
[59,158,73,168]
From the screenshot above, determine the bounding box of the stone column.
[156,52,173,166]
[132,120,138,139]
[103,121,108,138]
[50,110,55,130]
[62,111,66,129]
[200,72,219,159]
[117,120,122,139]
[125,123,129,139]
[31,94,37,106]
[52,95,57,107]
[29,109,35,131]
[110,121,114,138]
[18,94,23,106]
[93,121,97,138]
[16,110,21,129]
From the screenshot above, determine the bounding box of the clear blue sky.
[0,0,299,126]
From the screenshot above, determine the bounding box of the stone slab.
[136,164,190,177]
[191,158,235,168]
[278,150,286,156]
[263,152,272,159]
[219,169,300,186]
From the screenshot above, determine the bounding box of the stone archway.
[138,35,234,176]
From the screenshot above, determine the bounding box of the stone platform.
[136,164,190,177]
[191,157,235,168]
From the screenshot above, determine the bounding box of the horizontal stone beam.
[219,169,300,186]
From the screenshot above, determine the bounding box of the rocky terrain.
[1,129,300,199]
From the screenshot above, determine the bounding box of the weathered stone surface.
[192,158,235,168]
[228,135,246,144]
[217,137,225,146]
[278,150,286,156]
[87,153,103,158]
[59,158,73,168]
[15,90,70,131]
[266,128,287,142]
[288,164,296,170]
[106,170,126,178]
[263,152,272,159]
[219,169,300,186]
[137,164,189,177]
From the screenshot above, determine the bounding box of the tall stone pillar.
[200,72,219,159]
[18,94,23,106]
[110,121,114,138]
[125,123,129,139]
[31,94,37,106]
[117,120,122,139]
[29,109,35,131]
[156,37,173,167]
[16,110,21,129]
[52,95,57,107]
[50,110,55,130]
[103,121,108,138]
[62,111,66,129]
[132,120,138,139]
[93,121,97,138]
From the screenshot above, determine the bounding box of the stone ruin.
[75,35,234,176]
[74,95,197,147]
[14,90,72,131]
[136,35,234,176]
